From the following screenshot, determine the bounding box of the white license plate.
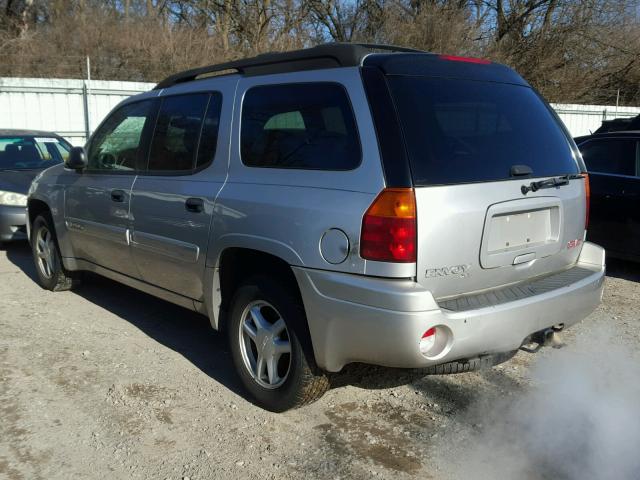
[487,209,552,253]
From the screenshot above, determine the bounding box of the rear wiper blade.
[521,174,584,195]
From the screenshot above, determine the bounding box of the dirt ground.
[1,241,639,480]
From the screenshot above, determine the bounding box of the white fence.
[0,77,154,145]
[1,77,639,145]
[553,103,640,137]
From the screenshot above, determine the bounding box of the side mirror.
[66,147,87,171]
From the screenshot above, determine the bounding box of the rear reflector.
[419,327,436,355]
[360,188,416,263]
[419,325,453,358]
[584,173,590,230]
[438,54,491,65]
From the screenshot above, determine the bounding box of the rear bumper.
[294,242,605,372]
[0,205,28,242]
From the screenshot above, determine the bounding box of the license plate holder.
[487,209,551,253]
[480,198,562,269]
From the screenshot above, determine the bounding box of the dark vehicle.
[575,131,640,261]
[594,114,640,134]
[0,130,72,243]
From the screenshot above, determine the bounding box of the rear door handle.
[185,197,204,213]
[111,189,125,203]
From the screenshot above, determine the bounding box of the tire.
[421,350,518,375]
[31,213,80,291]
[227,275,329,412]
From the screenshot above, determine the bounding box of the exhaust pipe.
[521,326,565,353]
[537,328,563,348]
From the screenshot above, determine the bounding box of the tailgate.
[415,178,586,299]
[383,66,587,299]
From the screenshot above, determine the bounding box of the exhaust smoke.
[447,328,640,480]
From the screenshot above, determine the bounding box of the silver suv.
[27,44,605,411]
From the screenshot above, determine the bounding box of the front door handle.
[111,189,125,202]
[185,197,204,213]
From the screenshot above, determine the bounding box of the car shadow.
[4,241,245,399]
[6,241,635,410]
[332,359,526,412]
[3,240,39,282]
[5,241,496,408]
[605,256,640,282]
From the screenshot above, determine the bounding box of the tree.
[3,0,35,37]
[0,0,639,105]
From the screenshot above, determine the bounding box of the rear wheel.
[228,275,329,412]
[422,350,518,375]
[31,214,80,291]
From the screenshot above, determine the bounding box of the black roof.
[594,114,640,134]
[154,43,424,90]
[154,43,525,91]
[575,130,640,143]
[364,52,526,86]
[0,129,64,138]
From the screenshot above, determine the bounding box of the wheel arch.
[27,198,52,232]
[27,195,76,269]
[210,246,321,373]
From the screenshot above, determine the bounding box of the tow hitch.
[520,325,565,353]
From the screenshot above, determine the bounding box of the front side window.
[579,138,637,176]
[241,83,361,170]
[87,100,155,172]
[0,136,70,170]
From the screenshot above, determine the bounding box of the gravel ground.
[1,241,639,480]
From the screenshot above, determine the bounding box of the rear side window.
[149,93,208,172]
[241,83,361,170]
[196,94,223,169]
[579,138,637,176]
[387,77,579,185]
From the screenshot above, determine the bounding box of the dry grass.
[1,0,639,104]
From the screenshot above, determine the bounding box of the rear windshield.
[0,136,70,170]
[387,77,579,186]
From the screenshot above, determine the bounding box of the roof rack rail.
[154,42,425,90]
[348,43,425,53]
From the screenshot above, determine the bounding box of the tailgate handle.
[513,252,536,265]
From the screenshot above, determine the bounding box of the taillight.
[438,54,491,64]
[584,173,590,230]
[360,188,416,263]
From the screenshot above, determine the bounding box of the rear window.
[0,136,70,170]
[241,83,361,170]
[387,77,579,185]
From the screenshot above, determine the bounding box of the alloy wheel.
[35,226,55,279]
[238,300,292,389]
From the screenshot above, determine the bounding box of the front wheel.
[228,275,329,412]
[31,213,80,291]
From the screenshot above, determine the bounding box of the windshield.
[0,136,70,171]
[387,76,579,186]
